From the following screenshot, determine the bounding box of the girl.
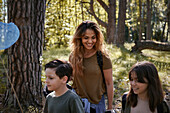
[122,61,169,113]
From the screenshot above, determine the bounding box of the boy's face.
[45,68,64,91]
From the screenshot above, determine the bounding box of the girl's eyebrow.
[130,76,138,79]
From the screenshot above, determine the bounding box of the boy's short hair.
[45,59,72,83]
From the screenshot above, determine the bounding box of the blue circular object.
[0,22,20,50]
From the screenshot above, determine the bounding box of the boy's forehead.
[45,68,56,74]
[45,67,56,71]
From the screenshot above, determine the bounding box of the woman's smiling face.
[82,29,97,51]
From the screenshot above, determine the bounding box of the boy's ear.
[62,75,68,83]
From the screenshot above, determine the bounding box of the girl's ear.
[62,76,68,83]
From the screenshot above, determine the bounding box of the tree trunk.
[4,0,46,112]
[107,0,116,44]
[87,0,117,44]
[131,40,170,52]
[81,0,84,21]
[138,0,142,41]
[117,0,126,46]
[161,21,166,42]
[146,0,152,40]
[168,1,170,38]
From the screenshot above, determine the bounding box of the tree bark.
[146,0,152,40]
[168,0,170,37]
[138,0,142,41]
[107,0,116,44]
[161,21,166,42]
[4,0,46,112]
[81,0,84,21]
[117,0,127,46]
[131,40,170,52]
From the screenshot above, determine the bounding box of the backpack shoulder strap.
[157,100,170,113]
[96,51,106,90]
[122,93,127,111]
[97,51,103,68]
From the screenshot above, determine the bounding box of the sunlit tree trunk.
[161,21,166,42]
[81,0,84,21]
[117,0,127,46]
[4,0,46,112]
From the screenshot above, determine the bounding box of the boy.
[43,59,84,113]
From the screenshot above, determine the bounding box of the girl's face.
[82,29,97,51]
[130,71,148,99]
[45,68,63,92]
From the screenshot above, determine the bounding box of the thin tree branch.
[97,0,109,13]
[89,0,107,28]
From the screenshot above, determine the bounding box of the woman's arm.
[103,68,114,110]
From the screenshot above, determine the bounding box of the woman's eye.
[83,36,88,39]
[92,36,96,39]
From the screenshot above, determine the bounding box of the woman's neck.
[84,48,96,58]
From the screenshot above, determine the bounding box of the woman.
[121,61,169,113]
[69,20,114,113]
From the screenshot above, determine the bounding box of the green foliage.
[0,0,7,22]
[45,0,74,49]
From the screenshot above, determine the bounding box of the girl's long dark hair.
[127,61,164,112]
